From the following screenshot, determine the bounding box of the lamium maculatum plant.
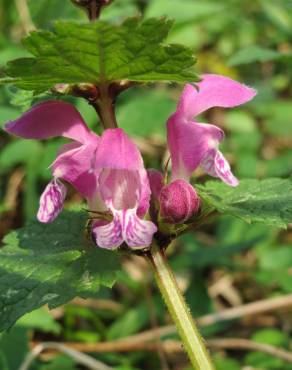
[0,1,291,370]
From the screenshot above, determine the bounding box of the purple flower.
[4,73,256,246]
[91,128,157,249]
[5,101,156,249]
[167,74,256,186]
[148,74,256,224]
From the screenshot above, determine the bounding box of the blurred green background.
[0,0,291,369]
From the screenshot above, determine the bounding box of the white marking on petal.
[122,209,157,248]
[214,150,239,186]
[93,207,156,250]
[53,167,64,178]
[37,179,67,223]
[201,149,239,186]
[92,213,123,250]
[94,167,155,249]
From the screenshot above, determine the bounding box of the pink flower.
[4,74,256,243]
[148,74,256,224]
[167,74,256,186]
[5,101,156,249]
[91,128,157,249]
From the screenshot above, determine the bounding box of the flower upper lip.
[167,74,256,186]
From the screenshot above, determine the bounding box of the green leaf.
[225,111,257,133]
[228,45,291,66]
[214,354,241,370]
[117,88,176,137]
[197,178,292,228]
[173,235,261,270]
[0,326,29,370]
[0,211,120,332]
[0,139,44,217]
[107,304,149,340]
[0,139,43,173]
[28,0,83,29]
[40,356,78,370]
[0,106,21,126]
[100,0,139,22]
[244,329,292,370]
[263,101,292,138]
[252,329,289,348]
[145,0,223,25]
[18,307,61,334]
[2,18,198,92]
[259,245,292,271]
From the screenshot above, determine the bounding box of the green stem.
[146,243,215,370]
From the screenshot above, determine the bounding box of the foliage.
[198,178,292,228]
[0,211,120,332]
[0,0,291,369]
[1,18,198,92]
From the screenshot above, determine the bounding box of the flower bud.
[159,179,200,224]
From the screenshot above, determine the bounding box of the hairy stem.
[71,0,113,21]
[146,243,215,370]
[90,84,118,129]
[71,0,120,130]
[88,1,98,20]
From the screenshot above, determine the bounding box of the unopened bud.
[159,179,200,224]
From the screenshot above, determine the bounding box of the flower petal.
[95,128,143,171]
[93,209,157,250]
[52,141,99,199]
[123,209,157,248]
[98,167,151,217]
[95,128,151,217]
[177,74,257,120]
[201,149,239,186]
[147,169,164,199]
[4,100,94,144]
[37,179,67,223]
[136,168,151,217]
[167,118,223,180]
[92,214,123,250]
[98,169,139,210]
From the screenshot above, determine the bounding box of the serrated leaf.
[197,178,292,228]
[0,211,120,332]
[1,18,198,92]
